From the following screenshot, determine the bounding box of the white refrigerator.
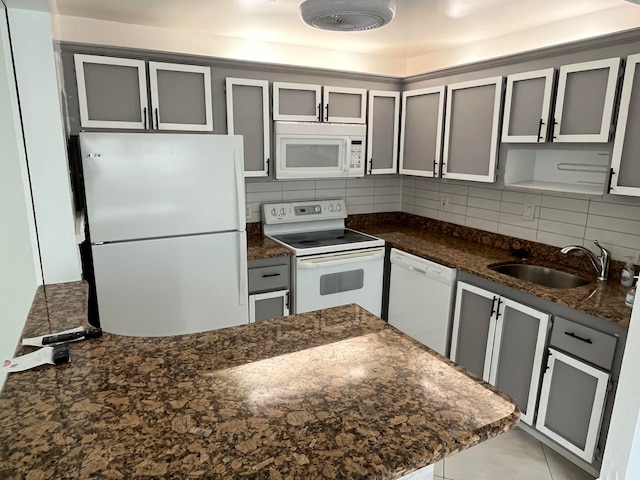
[80,132,248,337]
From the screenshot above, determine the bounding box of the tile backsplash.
[245,175,640,264]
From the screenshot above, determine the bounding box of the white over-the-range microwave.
[274,121,366,179]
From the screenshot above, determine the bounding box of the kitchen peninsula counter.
[0,282,519,479]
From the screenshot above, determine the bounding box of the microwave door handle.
[343,140,349,171]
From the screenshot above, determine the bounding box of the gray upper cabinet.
[148,62,213,131]
[226,78,270,177]
[502,68,555,143]
[399,86,446,178]
[74,54,213,131]
[552,57,620,143]
[272,82,366,123]
[366,90,400,175]
[451,282,549,426]
[610,53,640,197]
[75,54,148,129]
[443,77,503,182]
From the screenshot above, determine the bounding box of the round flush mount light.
[299,0,396,32]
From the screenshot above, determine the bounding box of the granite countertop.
[0,282,519,479]
[247,232,291,261]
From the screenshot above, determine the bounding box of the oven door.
[294,247,384,316]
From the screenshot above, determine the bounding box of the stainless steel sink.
[489,263,591,289]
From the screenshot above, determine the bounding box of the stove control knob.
[328,204,334,212]
[336,204,342,212]
[280,207,286,216]
[314,205,321,213]
[271,208,277,217]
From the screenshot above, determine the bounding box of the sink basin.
[489,263,591,289]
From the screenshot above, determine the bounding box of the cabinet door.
[450,282,497,379]
[502,68,555,143]
[443,77,503,182]
[249,290,290,322]
[552,57,620,143]
[610,53,640,196]
[226,78,270,177]
[323,86,367,123]
[488,297,550,425]
[399,86,446,178]
[74,54,148,129]
[148,62,213,131]
[536,348,609,463]
[367,91,400,175]
[273,82,322,122]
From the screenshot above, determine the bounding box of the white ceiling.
[49,0,640,76]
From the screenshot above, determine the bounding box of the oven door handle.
[297,249,384,269]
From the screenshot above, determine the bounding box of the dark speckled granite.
[247,233,291,260]
[0,282,519,479]
[346,213,632,328]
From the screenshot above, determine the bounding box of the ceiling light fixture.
[299,0,396,32]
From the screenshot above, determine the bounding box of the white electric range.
[262,200,385,315]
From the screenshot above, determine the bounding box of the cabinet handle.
[266,158,270,177]
[490,296,497,317]
[607,167,614,194]
[324,103,329,122]
[552,118,558,140]
[143,107,147,129]
[262,273,281,278]
[433,160,438,178]
[537,118,544,142]
[154,108,159,130]
[495,297,503,319]
[369,158,373,175]
[317,103,322,122]
[564,331,592,344]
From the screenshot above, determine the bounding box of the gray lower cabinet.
[366,90,400,175]
[248,256,291,322]
[74,54,213,131]
[451,282,550,426]
[226,78,270,177]
[442,77,503,182]
[536,316,616,464]
[610,53,640,196]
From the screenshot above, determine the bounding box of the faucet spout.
[560,240,610,282]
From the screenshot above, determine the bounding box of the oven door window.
[319,269,364,295]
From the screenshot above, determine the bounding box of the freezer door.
[81,132,245,243]
[92,231,248,336]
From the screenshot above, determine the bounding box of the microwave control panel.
[349,140,364,170]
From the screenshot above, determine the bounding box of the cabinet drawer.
[549,316,617,370]
[248,264,289,293]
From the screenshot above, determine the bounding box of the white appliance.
[274,121,366,179]
[388,248,457,356]
[262,200,384,315]
[80,132,248,337]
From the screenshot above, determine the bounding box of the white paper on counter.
[21,326,84,347]
[2,347,57,373]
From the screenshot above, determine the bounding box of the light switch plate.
[440,195,449,212]
[523,203,535,221]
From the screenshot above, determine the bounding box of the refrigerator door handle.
[234,147,245,230]
[238,232,248,306]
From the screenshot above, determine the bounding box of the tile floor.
[433,427,596,480]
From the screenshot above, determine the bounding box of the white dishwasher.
[388,248,457,357]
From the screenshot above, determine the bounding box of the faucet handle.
[593,240,609,258]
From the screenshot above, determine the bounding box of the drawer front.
[549,316,617,370]
[248,264,289,293]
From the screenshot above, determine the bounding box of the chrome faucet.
[560,240,610,282]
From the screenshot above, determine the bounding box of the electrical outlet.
[245,204,252,221]
[523,203,535,221]
[440,195,449,212]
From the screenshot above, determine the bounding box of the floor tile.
[542,444,596,480]
[443,428,551,480]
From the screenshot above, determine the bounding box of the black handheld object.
[41,328,102,345]
[52,344,70,365]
